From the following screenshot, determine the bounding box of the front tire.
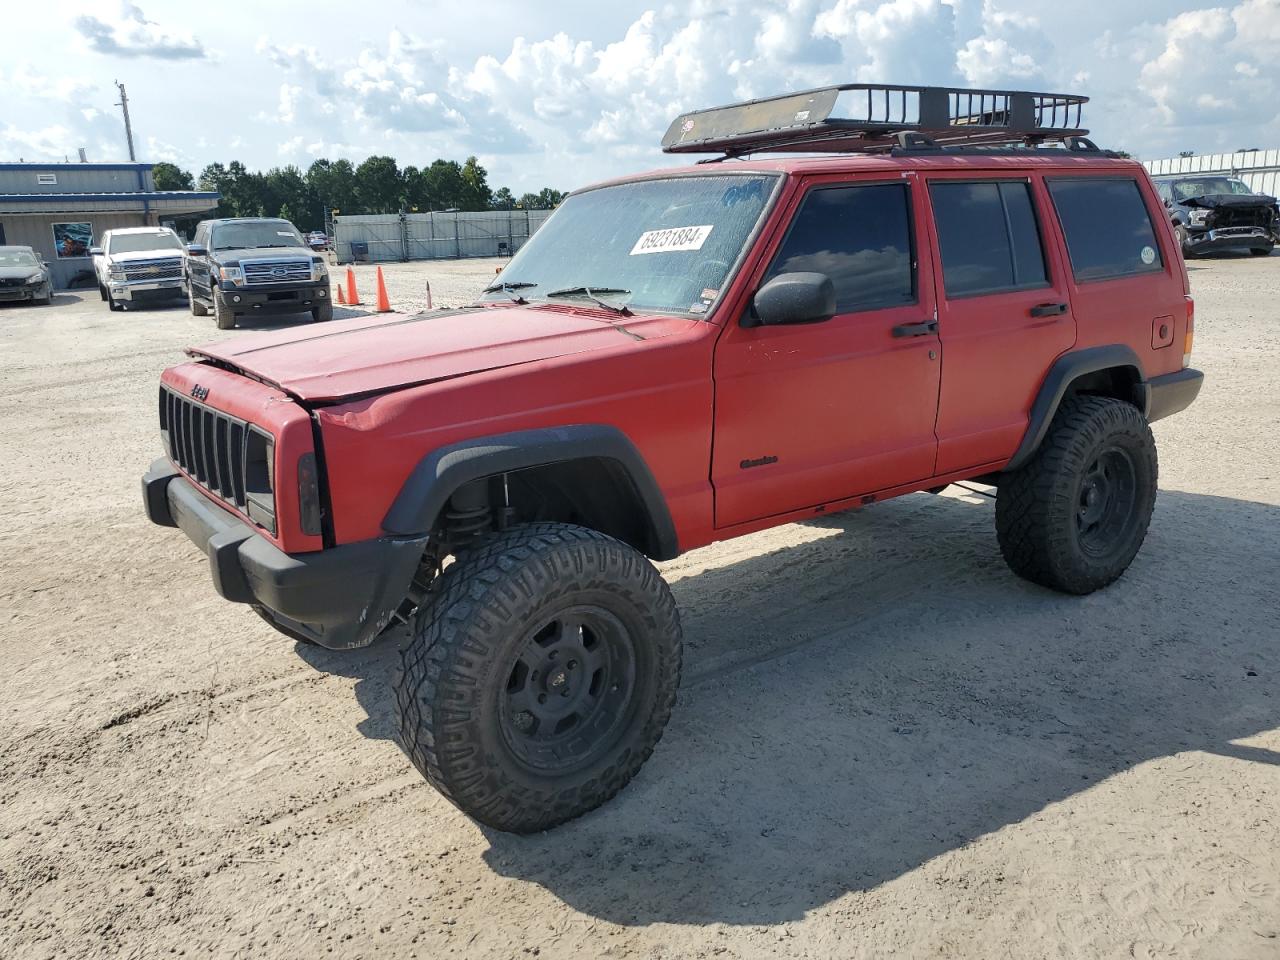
[394,523,683,833]
[311,300,333,323]
[995,396,1157,595]
[1250,245,1273,257]
[98,282,108,302]
[213,291,235,329]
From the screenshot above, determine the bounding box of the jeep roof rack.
[661,84,1093,159]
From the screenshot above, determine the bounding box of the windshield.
[1168,177,1254,201]
[108,232,183,255]
[481,174,778,315]
[211,221,305,251]
[0,250,39,268]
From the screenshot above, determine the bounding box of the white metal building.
[1143,150,1280,196]
[0,162,218,289]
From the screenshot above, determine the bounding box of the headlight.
[26,273,44,284]
[311,261,328,281]
[1188,208,1210,226]
[218,266,244,286]
[109,268,126,281]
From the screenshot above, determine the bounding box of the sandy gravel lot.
[1,254,1278,960]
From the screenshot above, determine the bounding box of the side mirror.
[186,243,207,257]
[747,272,836,327]
[89,246,103,256]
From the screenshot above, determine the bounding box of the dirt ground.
[1,254,1278,960]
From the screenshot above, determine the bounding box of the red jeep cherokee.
[142,85,1203,832]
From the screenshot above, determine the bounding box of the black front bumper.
[1148,368,1204,423]
[142,459,427,649]
[216,282,328,315]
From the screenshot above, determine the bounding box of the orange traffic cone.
[345,267,361,305]
[375,266,391,313]
[336,283,346,305]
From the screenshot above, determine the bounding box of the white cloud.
[74,2,208,60]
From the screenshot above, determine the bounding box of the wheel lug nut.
[538,694,547,704]
[561,691,570,697]
[548,650,558,660]
[567,660,577,670]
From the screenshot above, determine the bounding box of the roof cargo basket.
[662,84,1091,158]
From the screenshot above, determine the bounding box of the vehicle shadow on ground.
[232,305,372,331]
[296,487,1280,926]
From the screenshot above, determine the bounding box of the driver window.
[764,183,915,314]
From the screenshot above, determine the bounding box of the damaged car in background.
[1154,174,1278,257]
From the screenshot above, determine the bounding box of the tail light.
[1183,294,1195,368]
[297,452,323,537]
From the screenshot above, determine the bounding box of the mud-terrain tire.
[311,300,334,323]
[394,523,682,833]
[213,292,234,330]
[996,396,1157,595]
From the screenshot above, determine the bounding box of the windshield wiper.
[545,286,632,315]
[481,280,537,304]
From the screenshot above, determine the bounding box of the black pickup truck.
[1154,175,1278,258]
[185,218,333,329]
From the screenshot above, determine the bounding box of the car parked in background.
[0,246,53,306]
[185,217,332,329]
[91,227,187,311]
[1153,175,1278,257]
[307,231,330,251]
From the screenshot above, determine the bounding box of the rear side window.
[930,181,1048,298]
[1048,179,1163,281]
[765,183,914,313]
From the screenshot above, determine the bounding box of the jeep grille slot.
[159,385,273,529]
[241,258,312,285]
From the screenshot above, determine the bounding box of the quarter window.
[930,181,1048,298]
[764,183,914,313]
[1048,178,1163,281]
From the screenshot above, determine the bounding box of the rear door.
[923,173,1076,474]
[711,175,941,527]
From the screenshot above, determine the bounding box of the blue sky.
[3,0,1278,193]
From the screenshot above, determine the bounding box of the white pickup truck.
[91,227,187,311]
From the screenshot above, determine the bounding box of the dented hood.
[187,303,694,403]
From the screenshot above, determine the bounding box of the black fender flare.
[382,424,680,560]
[1004,345,1148,472]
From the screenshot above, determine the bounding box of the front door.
[711,177,941,528]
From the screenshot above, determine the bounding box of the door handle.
[1030,302,1068,318]
[892,320,939,338]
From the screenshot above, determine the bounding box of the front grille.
[1211,206,1275,230]
[159,385,275,533]
[242,258,312,285]
[0,277,29,287]
[122,257,183,281]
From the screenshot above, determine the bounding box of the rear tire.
[213,292,235,330]
[311,300,334,323]
[394,523,682,833]
[1250,245,1273,257]
[995,396,1157,595]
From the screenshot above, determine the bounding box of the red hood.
[188,303,695,402]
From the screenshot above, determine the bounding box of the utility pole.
[115,81,136,162]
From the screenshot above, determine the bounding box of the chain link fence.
[334,209,554,264]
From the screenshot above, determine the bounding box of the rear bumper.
[1148,368,1203,423]
[142,459,427,649]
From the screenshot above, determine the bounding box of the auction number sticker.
[630,224,714,255]
[1140,245,1156,265]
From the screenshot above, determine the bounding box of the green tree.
[536,187,566,209]
[306,158,358,216]
[490,186,515,209]
[460,156,492,211]
[421,159,467,210]
[153,161,194,191]
[355,155,403,213]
